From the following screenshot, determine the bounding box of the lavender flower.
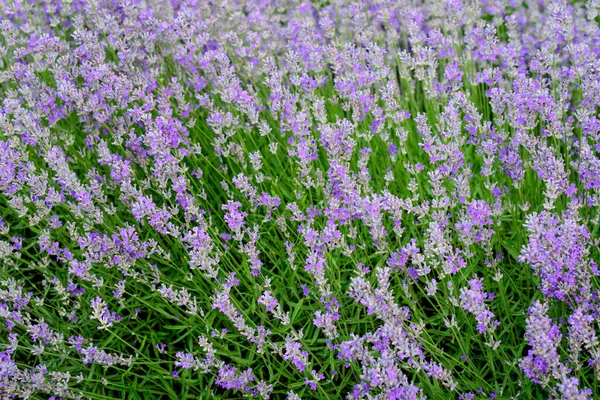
[2,0,600,398]
[519,301,569,385]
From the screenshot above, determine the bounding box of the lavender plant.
[0,0,600,399]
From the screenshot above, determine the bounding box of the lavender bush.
[1,0,600,398]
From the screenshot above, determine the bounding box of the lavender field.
[1,0,600,398]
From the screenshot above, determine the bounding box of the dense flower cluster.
[1,0,600,398]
